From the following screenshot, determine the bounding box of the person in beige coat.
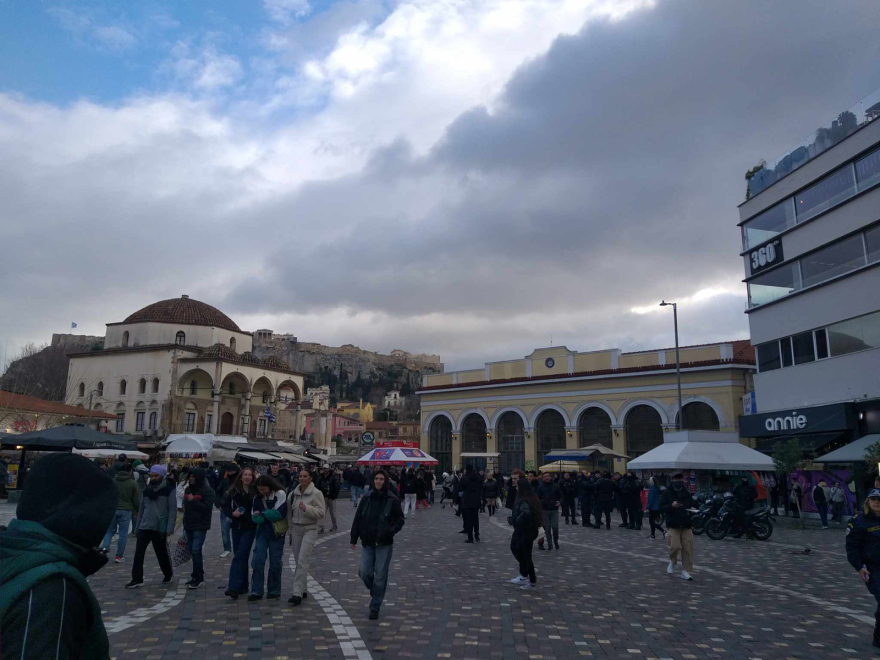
[287,469,326,605]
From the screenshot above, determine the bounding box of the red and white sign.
[376,440,419,448]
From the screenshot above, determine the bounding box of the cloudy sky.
[1,0,879,371]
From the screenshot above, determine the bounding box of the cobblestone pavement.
[2,500,878,659]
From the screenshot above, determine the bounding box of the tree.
[773,437,809,528]
[744,160,766,201]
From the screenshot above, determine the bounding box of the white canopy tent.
[814,434,880,463]
[74,447,149,460]
[627,431,775,472]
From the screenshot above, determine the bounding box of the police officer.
[577,470,593,528]
[846,488,880,650]
[731,476,758,538]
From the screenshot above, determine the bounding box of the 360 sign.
[749,239,783,274]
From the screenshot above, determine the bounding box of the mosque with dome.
[65,295,306,441]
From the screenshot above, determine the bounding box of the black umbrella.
[1,425,136,451]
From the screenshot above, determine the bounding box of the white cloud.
[169,42,244,90]
[47,6,137,50]
[264,0,312,25]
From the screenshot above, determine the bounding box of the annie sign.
[739,402,854,438]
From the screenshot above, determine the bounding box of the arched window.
[230,337,236,351]
[78,382,85,398]
[119,379,127,395]
[429,416,452,476]
[677,402,720,431]
[262,392,269,404]
[497,412,525,474]
[175,331,186,345]
[152,377,160,393]
[148,411,157,430]
[184,402,197,433]
[536,410,566,467]
[578,408,613,449]
[190,380,197,396]
[138,378,146,394]
[115,403,126,433]
[461,414,487,471]
[228,382,236,395]
[625,405,664,458]
[122,331,129,347]
[97,381,104,397]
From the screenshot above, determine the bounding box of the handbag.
[171,535,192,567]
[272,517,289,538]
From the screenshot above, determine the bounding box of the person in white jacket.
[286,469,326,606]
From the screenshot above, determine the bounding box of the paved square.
[3,501,876,658]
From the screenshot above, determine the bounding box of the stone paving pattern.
[1,500,877,659]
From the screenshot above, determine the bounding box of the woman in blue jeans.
[249,475,288,601]
[221,466,257,600]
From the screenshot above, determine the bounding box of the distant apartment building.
[738,88,880,457]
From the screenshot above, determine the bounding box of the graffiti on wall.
[788,469,857,516]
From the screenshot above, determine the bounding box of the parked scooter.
[692,494,725,536]
[706,494,775,541]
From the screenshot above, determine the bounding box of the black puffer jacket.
[220,487,256,531]
[595,476,616,503]
[559,477,578,503]
[482,479,500,499]
[459,472,483,509]
[536,481,562,511]
[183,468,216,531]
[511,499,539,542]
[659,482,695,529]
[350,483,405,547]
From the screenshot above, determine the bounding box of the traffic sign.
[361,431,375,446]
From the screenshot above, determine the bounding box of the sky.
[1,0,880,371]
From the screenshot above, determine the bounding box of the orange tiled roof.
[0,391,116,419]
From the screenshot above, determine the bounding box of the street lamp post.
[659,301,683,431]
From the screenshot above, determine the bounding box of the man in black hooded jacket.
[350,470,405,619]
[182,467,215,589]
[0,453,116,660]
[459,465,483,543]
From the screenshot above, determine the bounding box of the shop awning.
[238,450,283,462]
[2,425,137,451]
[460,453,500,458]
[754,432,844,455]
[544,446,629,461]
[627,431,775,471]
[814,434,880,463]
[74,448,149,460]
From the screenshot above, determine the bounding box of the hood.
[16,453,116,550]
[115,471,133,482]
[189,467,207,489]
[1,519,108,580]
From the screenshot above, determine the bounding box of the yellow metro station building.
[417,341,755,476]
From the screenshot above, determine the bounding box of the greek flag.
[264,405,276,423]
[71,322,77,329]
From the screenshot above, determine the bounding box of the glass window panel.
[828,317,867,356]
[862,312,880,350]
[792,331,816,365]
[757,341,781,372]
[856,148,880,192]
[795,166,856,222]
[742,200,795,250]
[800,235,866,288]
[748,262,801,307]
[815,329,829,359]
[781,338,793,367]
[866,226,880,264]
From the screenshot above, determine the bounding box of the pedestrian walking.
[509,477,541,590]
[483,472,500,516]
[126,465,176,588]
[505,468,525,510]
[350,469,405,620]
[441,472,453,507]
[830,481,846,524]
[182,467,216,589]
[287,469,326,606]
[0,454,116,660]
[660,473,696,581]
[459,465,483,543]
[536,472,562,551]
[401,468,418,518]
[646,477,666,539]
[593,471,615,529]
[621,471,643,530]
[845,488,880,650]
[813,480,830,529]
[577,470,593,528]
[249,475,288,601]
[102,461,142,563]
[215,463,240,558]
[415,470,430,509]
[221,466,258,599]
[559,471,578,525]
[426,470,437,505]
[317,466,340,533]
[350,467,366,507]
[789,480,803,518]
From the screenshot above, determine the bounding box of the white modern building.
[738,88,880,455]
[65,296,306,441]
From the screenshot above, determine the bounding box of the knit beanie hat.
[17,453,117,550]
[150,464,167,477]
[132,459,143,468]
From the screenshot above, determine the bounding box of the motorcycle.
[705,495,774,541]
[692,494,724,536]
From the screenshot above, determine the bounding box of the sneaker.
[162,574,174,584]
[125,580,144,589]
[187,580,204,590]
[220,551,231,558]
[318,527,324,534]
[520,582,537,590]
[330,527,338,532]
[114,556,124,563]
[225,589,239,599]
[369,609,379,620]
[822,526,829,530]
[510,575,528,585]
[184,579,195,587]
[288,595,302,606]
[681,571,694,581]
[100,548,108,554]
[667,561,675,574]
[248,594,263,602]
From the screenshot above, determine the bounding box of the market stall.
[543,445,630,472]
[73,447,149,460]
[357,446,438,467]
[626,431,775,496]
[538,460,592,473]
